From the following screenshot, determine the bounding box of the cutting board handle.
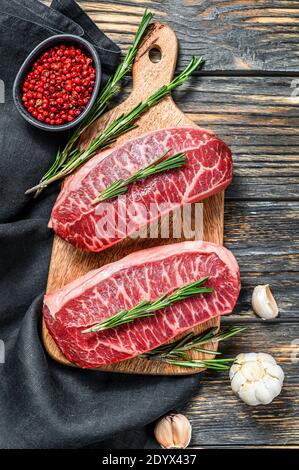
[131,22,178,100]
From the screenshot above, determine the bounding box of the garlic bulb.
[154,413,192,449]
[230,353,284,406]
[252,284,279,319]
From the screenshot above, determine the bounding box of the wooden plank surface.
[80,0,299,72]
[73,0,299,447]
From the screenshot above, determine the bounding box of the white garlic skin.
[154,413,192,449]
[252,285,279,320]
[230,353,284,406]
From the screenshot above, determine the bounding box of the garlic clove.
[252,285,279,320]
[172,415,192,448]
[231,371,246,393]
[154,413,192,449]
[242,352,258,362]
[257,352,277,365]
[265,363,285,382]
[155,416,174,448]
[241,361,264,381]
[229,363,240,380]
[238,382,260,406]
[235,353,247,364]
[263,376,282,398]
[254,379,274,404]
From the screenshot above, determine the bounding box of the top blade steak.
[49,127,233,252]
[43,241,240,368]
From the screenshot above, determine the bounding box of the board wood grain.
[42,22,226,375]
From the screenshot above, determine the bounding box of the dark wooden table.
[79,0,299,448]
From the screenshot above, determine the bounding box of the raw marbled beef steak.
[43,241,240,368]
[49,127,233,252]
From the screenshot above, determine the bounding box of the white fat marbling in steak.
[49,127,233,252]
[43,241,240,368]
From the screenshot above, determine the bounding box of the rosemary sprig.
[163,358,235,370]
[140,326,246,359]
[141,326,245,370]
[92,150,187,204]
[25,56,204,195]
[82,276,212,334]
[29,10,154,196]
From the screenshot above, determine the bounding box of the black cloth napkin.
[0,0,202,449]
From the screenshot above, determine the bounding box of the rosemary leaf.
[210,326,247,343]
[140,326,245,359]
[91,151,187,204]
[192,348,222,355]
[163,358,235,370]
[25,55,204,195]
[82,277,212,334]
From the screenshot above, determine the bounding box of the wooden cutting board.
[42,22,224,375]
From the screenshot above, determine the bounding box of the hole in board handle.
[149,46,162,63]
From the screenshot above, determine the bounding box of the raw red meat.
[49,127,233,252]
[43,241,240,368]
